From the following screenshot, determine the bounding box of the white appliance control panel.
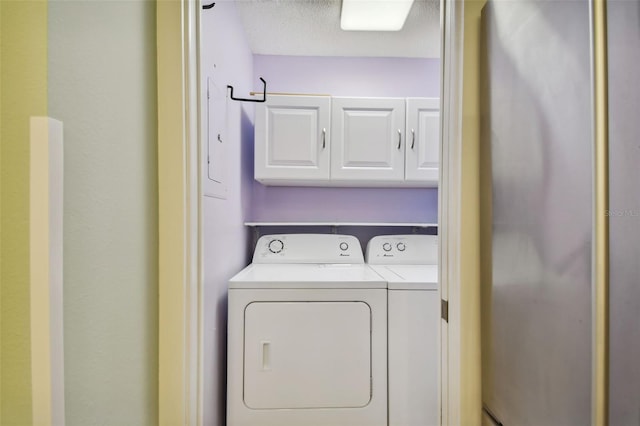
[253,234,364,264]
[366,235,438,265]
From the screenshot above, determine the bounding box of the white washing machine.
[366,234,440,426]
[227,234,387,426]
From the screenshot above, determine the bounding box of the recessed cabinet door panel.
[268,110,317,165]
[406,98,439,185]
[243,301,371,410]
[331,98,405,182]
[254,96,331,182]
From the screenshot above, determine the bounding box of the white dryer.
[366,234,440,426]
[227,234,387,426]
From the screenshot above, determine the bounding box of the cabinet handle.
[411,129,415,149]
[322,128,326,149]
[397,129,402,150]
[261,341,271,371]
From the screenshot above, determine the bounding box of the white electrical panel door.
[243,301,372,410]
[331,98,405,182]
[406,98,440,185]
[388,290,439,426]
[204,77,228,199]
[254,96,331,183]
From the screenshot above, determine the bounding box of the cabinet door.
[243,301,372,410]
[331,97,405,182]
[254,95,331,183]
[406,98,440,185]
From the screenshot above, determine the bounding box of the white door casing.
[157,0,203,425]
[439,0,476,425]
[30,117,66,426]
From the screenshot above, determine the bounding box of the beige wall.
[1,1,48,424]
[48,1,158,424]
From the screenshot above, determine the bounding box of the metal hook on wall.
[227,78,267,103]
[202,2,215,10]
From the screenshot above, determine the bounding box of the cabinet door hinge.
[441,299,449,322]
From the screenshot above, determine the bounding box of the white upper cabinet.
[331,97,406,183]
[253,95,440,187]
[254,95,331,184]
[405,98,440,185]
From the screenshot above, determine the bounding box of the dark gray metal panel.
[483,1,593,424]
[607,1,640,424]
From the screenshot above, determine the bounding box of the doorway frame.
[157,0,472,424]
[439,0,465,424]
[157,0,202,425]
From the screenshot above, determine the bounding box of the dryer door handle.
[261,341,271,371]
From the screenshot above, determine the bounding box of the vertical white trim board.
[157,0,203,424]
[440,0,466,424]
[29,116,66,426]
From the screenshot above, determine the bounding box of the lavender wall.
[251,55,440,224]
[201,3,254,426]
[254,55,441,97]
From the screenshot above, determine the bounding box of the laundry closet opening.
[198,2,442,425]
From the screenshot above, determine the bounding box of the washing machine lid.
[230,263,387,289]
[369,265,438,290]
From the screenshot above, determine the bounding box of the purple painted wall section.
[201,3,254,426]
[252,186,438,223]
[250,55,441,224]
[254,55,441,97]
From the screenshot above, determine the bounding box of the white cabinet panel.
[388,290,439,426]
[203,77,228,199]
[254,95,331,183]
[406,98,440,185]
[331,97,405,182]
[243,301,371,409]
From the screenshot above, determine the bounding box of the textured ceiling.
[234,0,441,58]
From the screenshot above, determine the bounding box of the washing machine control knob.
[339,242,349,251]
[383,242,392,252]
[397,242,406,252]
[268,239,284,254]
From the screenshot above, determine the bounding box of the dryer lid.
[230,263,387,289]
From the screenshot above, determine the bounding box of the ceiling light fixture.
[340,0,415,31]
